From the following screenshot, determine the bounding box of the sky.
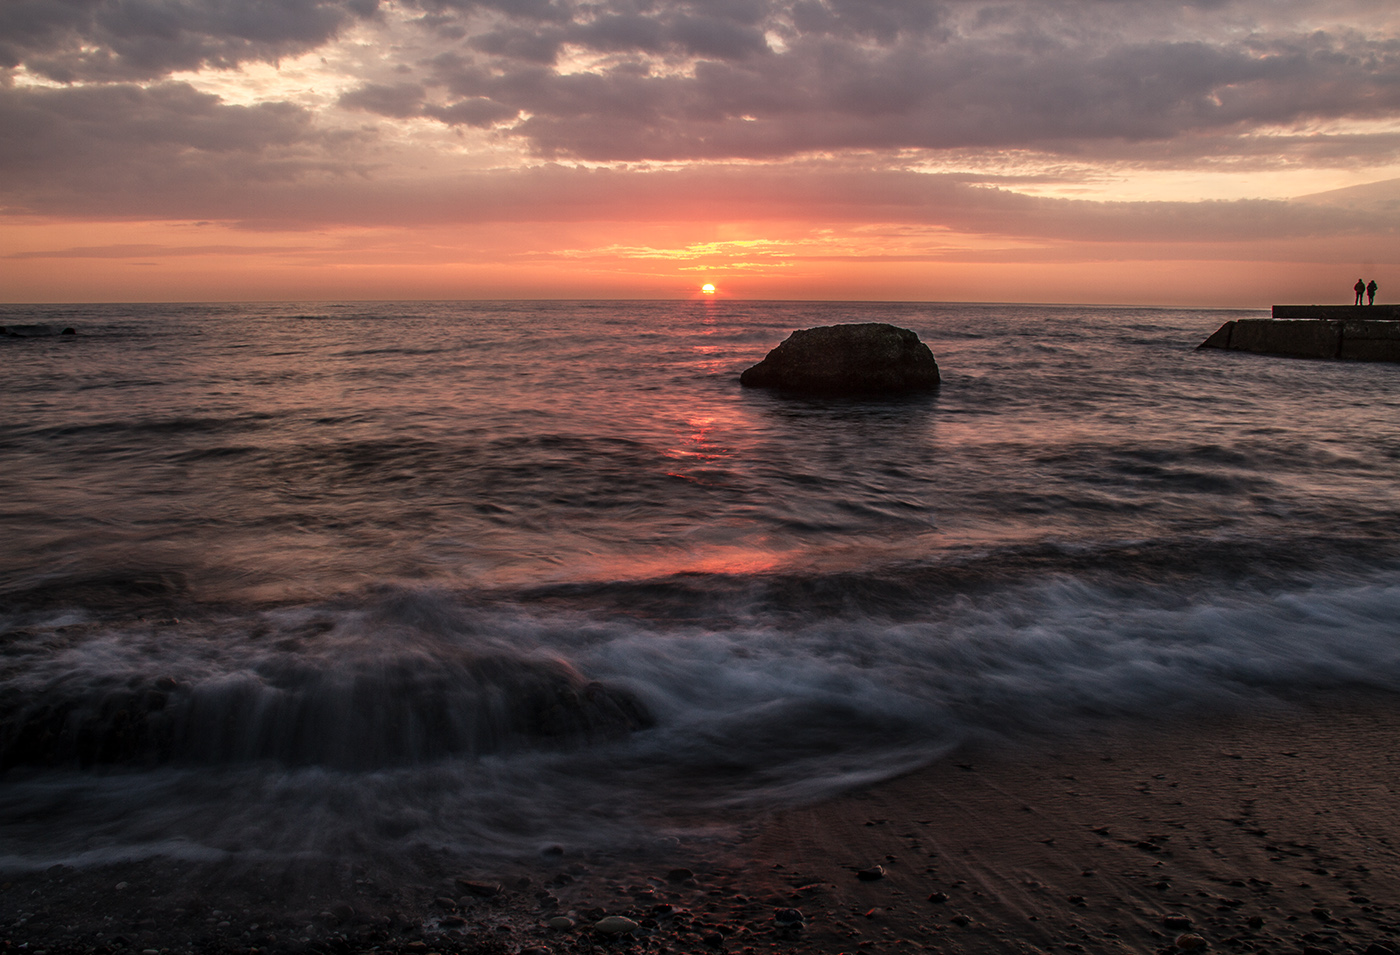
[1,0,1398,305]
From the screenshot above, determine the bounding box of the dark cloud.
[338,82,429,118]
[0,82,355,215]
[372,1,1400,163]
[791,0,946,42]
[0,0,378,82]
[423,97,520,126]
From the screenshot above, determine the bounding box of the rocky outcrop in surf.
[0,653,653,771]
[739,323,940,396]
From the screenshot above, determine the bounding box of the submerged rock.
[739,323,940,396]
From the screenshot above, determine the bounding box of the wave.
[3,560,1400,868]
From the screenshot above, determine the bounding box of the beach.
[8,692,1400,954]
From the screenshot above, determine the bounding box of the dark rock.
[0,651,654,771]
[856,866,885,881]
[739,323,940,396]
[666,868,694,883]
[1164,915,1192,930]
[3,324,72,338]
[773,908,804,926]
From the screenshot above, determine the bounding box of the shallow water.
[3,300,1399,868]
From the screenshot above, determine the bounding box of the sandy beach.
[6,692,1400,955]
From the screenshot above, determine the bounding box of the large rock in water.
[739,323,940,396]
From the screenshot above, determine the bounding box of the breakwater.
[1199,308,1400,362]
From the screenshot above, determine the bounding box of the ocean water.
[3,300,1400,869]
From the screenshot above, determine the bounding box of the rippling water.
[3,300,1399,868]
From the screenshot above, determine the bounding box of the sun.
[701,283,716,294]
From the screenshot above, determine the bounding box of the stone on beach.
[739,323,941,396]
[592,915,639,934]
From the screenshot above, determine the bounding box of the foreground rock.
[0,653,653,770]
[739,323,940,396]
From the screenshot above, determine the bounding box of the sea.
[3,299,1399,871]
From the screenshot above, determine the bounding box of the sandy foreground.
[5,694,1400,955]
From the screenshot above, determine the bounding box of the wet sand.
[6,694,1400,954]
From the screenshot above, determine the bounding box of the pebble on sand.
[1175,933,1208,950]
[856,865,885,881]
[456,878,502,897]
[593,915,639,935]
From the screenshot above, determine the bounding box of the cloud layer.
[1,0,1398,302]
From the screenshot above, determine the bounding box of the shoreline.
[6,695,1400,954]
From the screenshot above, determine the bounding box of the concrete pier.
[1271,305,1400,320]
[1199,311,1400,362]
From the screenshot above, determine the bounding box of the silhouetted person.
[1367,280,1378,305]
[1355,278,1366,304]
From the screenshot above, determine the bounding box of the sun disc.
[701,284,716,294]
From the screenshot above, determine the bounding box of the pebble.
[774,908,804,926]
[456,878,503,897]
[857,866,885,881]
[927,892,948,903]
[1164,914,1192,930]
[548,917,575,930]
[667,868,694,882]
[1175,933,1207,950]
[593,915,639,935]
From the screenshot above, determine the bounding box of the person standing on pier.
[1355,278,1367,304]
[1367,280,1378,305]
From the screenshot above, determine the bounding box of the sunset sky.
[2,0,1398,304]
